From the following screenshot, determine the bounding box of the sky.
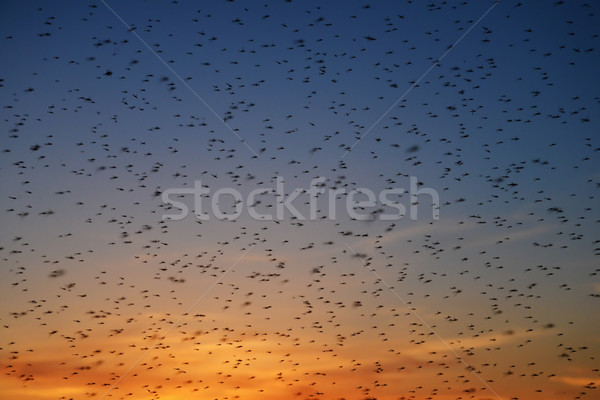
[0,1,599,400]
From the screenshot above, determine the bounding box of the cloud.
[551,375,599,388]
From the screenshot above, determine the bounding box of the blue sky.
[1,1,599,399]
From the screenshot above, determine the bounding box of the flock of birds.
[1,1,599,400]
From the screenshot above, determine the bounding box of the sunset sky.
[1,1,599,400]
